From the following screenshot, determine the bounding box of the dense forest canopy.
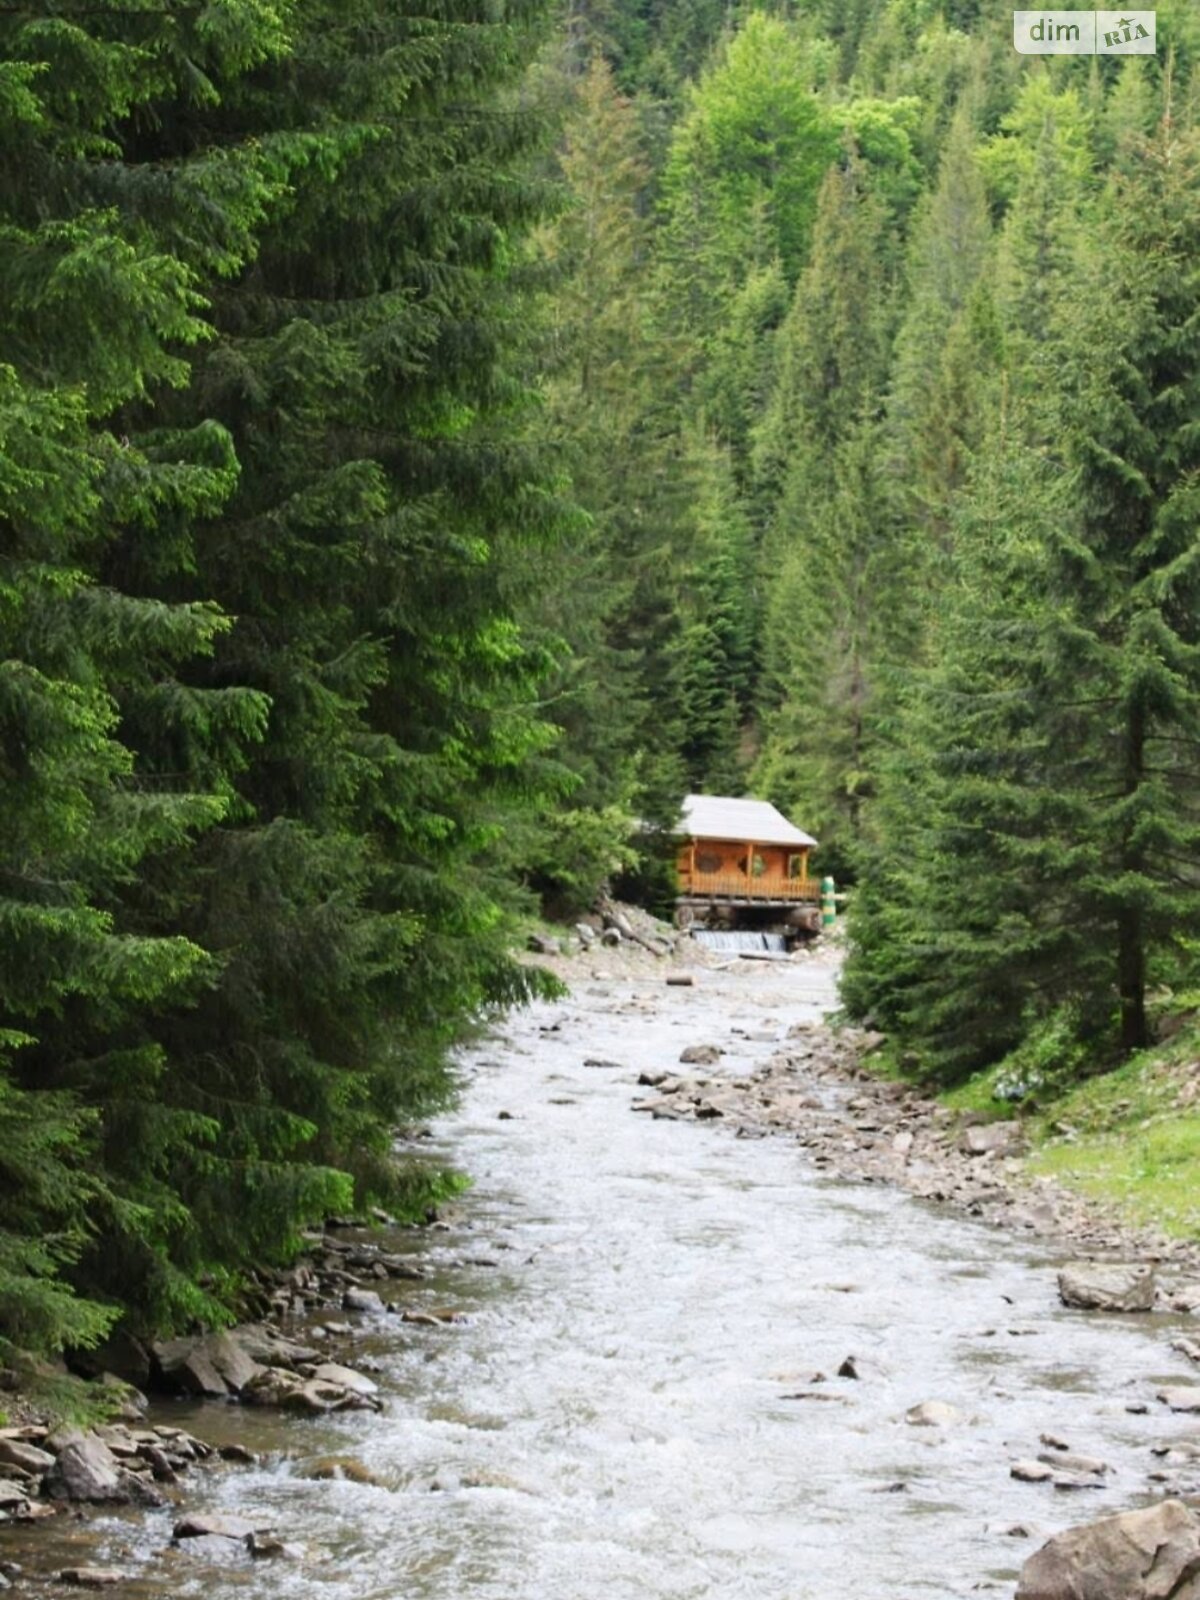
[2,0,1199,1365]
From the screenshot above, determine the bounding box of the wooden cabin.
[675,794,819,928]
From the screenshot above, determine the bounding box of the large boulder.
[1016,1498,1200,1599]
[44,1432,164,1507]
[151,1330,262,1397]
[65,1332,152,1389]
[1058,1263,1157,1313]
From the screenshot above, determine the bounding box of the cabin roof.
[680,794,817,849]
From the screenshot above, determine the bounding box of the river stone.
[44,1432,123,1500]
[1157,1386,1200,1413]
[151,1335,227,1396]
[45,1432,164,1506]
[152,1330,261,1396]
[233,1326,320,1369]
[312,1362,378,1396]
[0,1482,30,1510]
[1057,1263,1156,1312]
[174,1513,261,1542]
[959,1121,1022,1157]
[1016,1497,1200,1599]
[1038,1451,1108,1477]
[175,1534,253,1565]
[247,1533,304,1560]
[282,1378,362,1414]
[343,1287,384,1314]
[680,1044,723,1065]
[241,1365,304,1407]
[0,1439,53,1475]
[905,1401,966,1428]
[1012,1460,1055,1482]
[304,1456,382,1485]
[58,1570,128,1588]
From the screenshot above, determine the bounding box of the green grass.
[938,1061,1020,1115]
[856,1010,1200,1239]
[936,1024,1200,1239]
[1028,1118,1200,1238]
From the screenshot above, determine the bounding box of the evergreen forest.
[3,0,1200,1368]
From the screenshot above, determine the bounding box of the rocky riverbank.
[0,1216,457,1583]
[630,1017,1200,1277]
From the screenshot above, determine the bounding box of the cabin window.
[740,851,766,877]
[787,854,808,879]
[695,850,722,874]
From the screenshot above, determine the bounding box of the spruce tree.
[0,2,285,1345]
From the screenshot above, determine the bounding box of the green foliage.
[1,0,567,1357]
[846,98,1200,1082]
[6,0,1200,1365]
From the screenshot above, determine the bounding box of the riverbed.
[8,947,1200,1597]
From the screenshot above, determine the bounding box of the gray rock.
[241,1366,304,1407]
[679,1044,723,1065]
[45,1432,163,1506]
[0,1439,53,1475]
[574,924,597,947]
[247,1533,304,1560]
[1011,1460,1055,1483]
[152,1335,227,1397]
[58,1570,128,1589]
[1157,1386,1200,1413]
[312,1361,378,1396]
[959,1121,1023,1157]
[1037,1451,1108,1477]
[175,1534,253,1565]
[1016,1497,1200,1599]
[343,1287,384,1314]
[44,1432,123,1501]
[152,1330,262,1397]
[0,1482,30,1510]
[905,1400,966,1428]
[174,1513,260,1542]
[1057,1262,1156,1312]
[599,927,622,946]
[233,1326,320,1368]
[526,933,561,955]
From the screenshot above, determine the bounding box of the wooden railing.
[678,873,820,902]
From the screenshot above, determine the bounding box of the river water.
[9,950,1200,1597]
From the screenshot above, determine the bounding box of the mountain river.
[7,946,1200,1598]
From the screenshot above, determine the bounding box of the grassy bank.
[866,1022,1200,1243]
[1021,1030,1200,1241]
